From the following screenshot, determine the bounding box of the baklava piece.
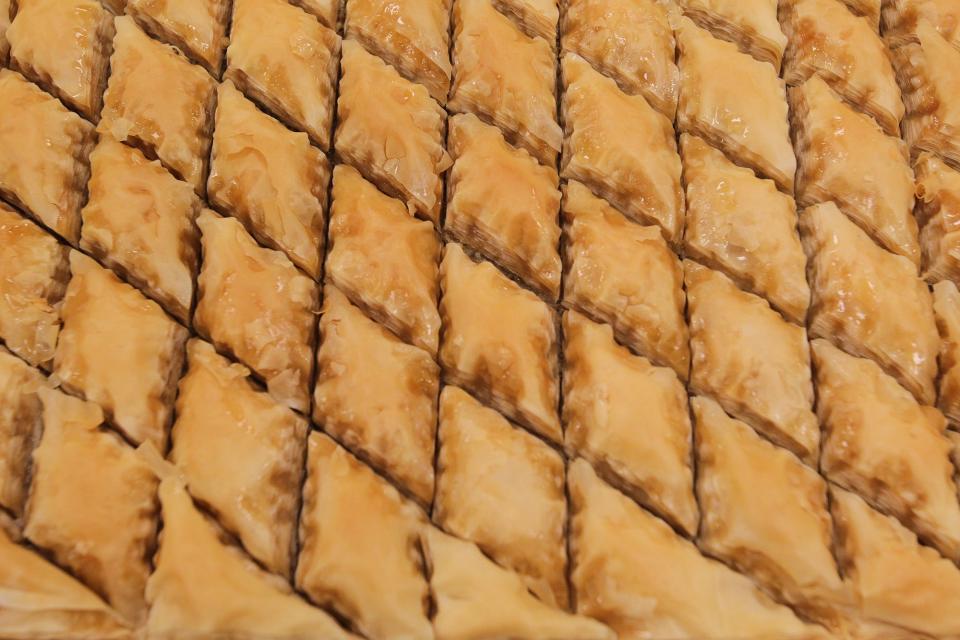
[916,153,960,283]
[99,15,216,195]
[814,339,960,562]
[0,203,69,368]
[0,526,131,638]
[313,285,438,506]
[676,0,785,70]
[801,201,939,404]
[344,0,451,103]
[676,18,795,194]
[0,348,45,517]
[447,113,561,301]
[6,0,113,121]
[225,0,340,148]
[147,475,356,640]
[24,387,159,625]
[194,211,317,413]
[422,526,614,640]
[560,0,678,118]
[563,311,698,536]
[296,433,432,640]
[435,386,568,609]
[883,0,960,49]
[563,181,689,377]
[831,486,960,638]
[568,459,822,639]
[207,81,329,279]
[934,280,960,426]
[126,0,229,75]
[893,21,960,168]
[335,40,450,224]
[54,251,188,450]
[791,76,918,264]
[561,54,684,244]
[680,135,809,324]
[685,260,819,463]
[439,243,560,443]
[449,0,560,166]
[0,70,94,244]
[781,0,903,136]
[692,396,847,628]
[81,137,201,324]
[170,340,308,579]
[327,165,440,355]
[290,0,338,29]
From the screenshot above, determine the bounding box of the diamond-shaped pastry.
[80,136,201,324]
[0,348,45,517]
[326,165,440,355]
[99,15,216,195]
[563,311,697,536]
[225,0,340,148]
[692,395,847,628]
[435,385,568,608]
[560,0,678,118]
[313,285,438,506]
[563,180,689,376]
[447,113,561,301]
[813,338,960,562]
[561,53,683,244]
[335,39,450,224]
[54,251,188,450]
[676,0,785,70]
[170,340,308,579]
[439,243,560,443]
[6,0,114,121]
[681,135,809,324]
[933,280,960,426]
[25,387,159,625]
[344,0,451,103]
[194,210,317,413]
[126,0,229,75]
[677,17,794,194]
[296,432,431,640]
[791,76,918,265]
[207,81,329,279]
[0,203,69,368]
[289,0,339,29]
[492,0,558,44]
[781,0,903,136]
[422,526,614,640]
[449,0,560,166]
[568,459,821,639]
[916,153,960,283]
[0,69,95,244]
[883,0,960,49]
[801,201,938,404]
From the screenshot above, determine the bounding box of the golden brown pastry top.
[677,0,786,70]
[126,0,228,74]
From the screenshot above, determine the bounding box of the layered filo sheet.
[0,348,46,518]
[675,0,786,71]
[492,0,559,44]
[882,0,960,49]
[916,152,960,283]
[933,280,960,427]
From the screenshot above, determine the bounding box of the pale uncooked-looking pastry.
[0,203,69,368]
[435,386,568,608]
[126,0,229,75]
[439,243,560,444]
[24,387,159,625]
[916,153,960,283]
[0,69,95,244]
[194,210,317,413]
[170,340,308,579]
[327,164,441,355]
[685,260,819,464]
[80,136,200,323]
[0,348,45,517]
[561,53,684,244]
[801,201,939,405]
[54,251,188,450]
[563,310,698,536]
[680,135,809,324]
[883,0,960,49]
[207,80,329,279]
[933,280,960,426]
[447,113,561,301]
[296,432,431,640]
[813,339,960,562]
[563,180,689,377]
[313,285,438,506]
[493,0,558,44]
[676,0,785,70]
[6,0,114,121]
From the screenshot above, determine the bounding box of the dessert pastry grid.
[1,0,960,637]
